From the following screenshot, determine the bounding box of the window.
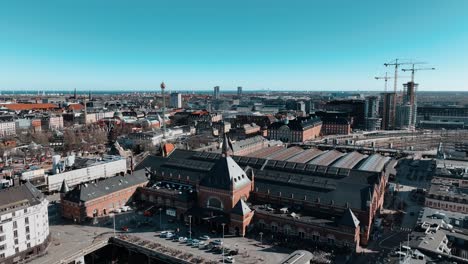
[25,217,29,224]
[27,243,31,248]
[0,226,3,232]
[14,230,18,238]
[298,231,305,239]
[312,235,320,241]
[24,209,27,213]
[0,253,4,258]
[26,234,30,240]
[26,226,30,233]
[0,245,5,250]
[272,225,278,232]
[15,247,19,253]
[14,239,18,245]
[0,236,5,242]
[13,221,17,229]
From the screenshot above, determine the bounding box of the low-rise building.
[0,182,50,263]
[45,155,127,192]
[60,171,148,222]
[425,178,468,214]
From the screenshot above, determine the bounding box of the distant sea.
[0,90,257,95]
[0,90,467,96]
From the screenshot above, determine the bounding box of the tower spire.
[221,128,233,156]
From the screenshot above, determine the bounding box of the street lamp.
[259,232,263,246]
[188,215,192,239]
[109,213,116,237]
[221,223,226,264]
[159,208,163,230]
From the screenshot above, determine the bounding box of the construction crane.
[383,59,424,128]
[375,72,393,92]
[401,64,436,82]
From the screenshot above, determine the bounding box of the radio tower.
[160,82,167,139]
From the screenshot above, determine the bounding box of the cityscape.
[1,1,468,264]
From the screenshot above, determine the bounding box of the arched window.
[207,197,224,211]
[271,222,278,232]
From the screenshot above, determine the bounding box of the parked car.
[199,235,210,240]
[159,231,169,238]
[186,238,193,245]
[211,239,223,245]
[178,237,188,243]
[198,241,207,248]
[121,226,129,232]
[226,256,235,263]
[166,232,174,239]
[191,239,200,247]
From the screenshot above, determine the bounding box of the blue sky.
[0,0,467,91]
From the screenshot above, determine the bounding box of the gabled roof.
[231,199,251,216]
[339,208,360,228]
[63,171,148,203]
[200,156,251,191]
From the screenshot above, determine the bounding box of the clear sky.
[1,0,467,91]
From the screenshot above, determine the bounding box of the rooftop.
[0,182,44,215]
[63,170,149,203]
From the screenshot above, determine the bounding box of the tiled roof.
[0,103,59,111]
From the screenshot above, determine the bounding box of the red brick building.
[320,117,351,135]
[60,172,148,222]
[267,116,322,143]
[136,133,389,251]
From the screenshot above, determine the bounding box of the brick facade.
[61,180,147,222]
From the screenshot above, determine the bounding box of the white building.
[0,182,49,263]
[0,121,16,137]
[46,155,127,192]
[170,92,182,108]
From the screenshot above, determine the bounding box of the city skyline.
[1,0,468,91]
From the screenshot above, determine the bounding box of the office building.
[395,104,413,130]
[237,86,242,98]
[170,92,182,108]
[213,86,220,100]
[324,99,366,129]
[380,92,396,130]
[417,105,468,128]
[364,96,381,131]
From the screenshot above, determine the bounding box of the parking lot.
[34,198,290,264]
